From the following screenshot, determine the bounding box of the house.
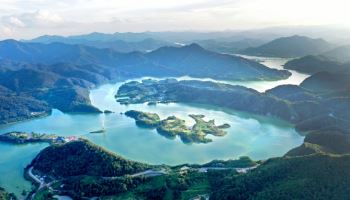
[56,137,66,143]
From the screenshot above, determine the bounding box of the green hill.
[31,139,150,178]
[286,130,350,156]
[210,153,350,200]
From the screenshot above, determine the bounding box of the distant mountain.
[241,35,334,58]
[0,40,290,81]
[284,55,349,74]
[28,32,155,43]
[321,45,350,63]
[28,34,175,53]
[145,43,291,81]
[0,39,129,65]
[195,38,265,54]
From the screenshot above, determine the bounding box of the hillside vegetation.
[31,139,150,178]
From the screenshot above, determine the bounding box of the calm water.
[0,56,307,197]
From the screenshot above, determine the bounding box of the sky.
[0,0,350,39]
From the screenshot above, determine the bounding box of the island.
[0,132,77,144]
[89,129,106,134]
[125,110,230,143]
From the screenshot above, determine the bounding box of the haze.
[1,0,350,39]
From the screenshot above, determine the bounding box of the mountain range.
[0,40,290,81]
[0,39,290,124]
[28,34,177,53]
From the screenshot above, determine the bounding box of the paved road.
[28,167,44,188]
[103,168,168,180]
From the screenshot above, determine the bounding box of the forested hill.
[210,153,350,200]
[30,139,150,178]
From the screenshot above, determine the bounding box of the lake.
[0,56,307,197]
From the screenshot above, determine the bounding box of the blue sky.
[0,0,349,39]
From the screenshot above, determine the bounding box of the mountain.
[0,40,292,124]
[241,35,334,58]
[284,55,349,74]
[146,43,291,80]
[195,38,265,54]
[28,32,154,43]
[27,132,350,200]
[0,40,291,81]
[321,45,350,63]
[286,129,350,156]
[300,71,350,93]
[29,35,175,53]
[0,94,50,124]
[0,63,104,124]
[30,139,149,178]
[0,39,121,65]
[210,153,350,200]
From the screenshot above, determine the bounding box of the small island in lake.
[125,110,230,143]
[89,129,106,134]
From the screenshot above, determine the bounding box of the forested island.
[125,110,230,143]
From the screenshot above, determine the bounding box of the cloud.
[7,16,25,27]
[0,26,14,36]
[12,10,64,27]
[0,0,349,39]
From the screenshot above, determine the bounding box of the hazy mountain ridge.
[0,39,290,81]
[28,34,176,53]
[193,38,265,54]
[321,45,350,63]
[241,35,334,58]
[284,55,348,74]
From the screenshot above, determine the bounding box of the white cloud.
[0,0,349,39]
[13,10,64,27]
[0,26,14,36]
[8,16,25,27]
